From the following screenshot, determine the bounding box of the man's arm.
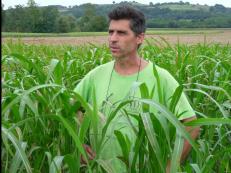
[166,116,200,173]
[181,116,200,162]
[77,110,84,125]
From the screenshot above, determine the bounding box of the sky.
[2,0,231,9]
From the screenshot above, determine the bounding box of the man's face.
[108,19,144,59]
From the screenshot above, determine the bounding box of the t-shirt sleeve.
[74,72,93,104]
[162,70,195,120]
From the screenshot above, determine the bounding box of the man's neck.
[114,55,148,75]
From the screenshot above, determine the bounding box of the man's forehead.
[109,19,131,30]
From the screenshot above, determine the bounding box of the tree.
[56,16,70,33]
[27,0,37,7]
[90,16,107,31]
[83,3,96,18]
[40,6,59,32]
[210,4,226,13]
[56,15,77,33]
[2,4,5,27]
[149,2,154,6]
[77,3,107,31]
[4,5,27,32]
[25,0,41,32]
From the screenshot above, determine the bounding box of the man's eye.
[118,31,126,35]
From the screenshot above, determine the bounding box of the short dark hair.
[108,5,146,35]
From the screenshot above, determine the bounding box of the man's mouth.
[110,46,120,52]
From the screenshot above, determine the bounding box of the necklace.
[102,58,142,113]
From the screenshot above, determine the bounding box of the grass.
[157,4,210,11]
[1,40,231,173]
[1,32,108,37]
[2,28,227,37]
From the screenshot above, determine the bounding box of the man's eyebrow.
[117,30,127,34]
[108,29,127,33]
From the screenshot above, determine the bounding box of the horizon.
[2,0,231,9]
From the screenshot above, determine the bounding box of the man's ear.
[136,33,145,45]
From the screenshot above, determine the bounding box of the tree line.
[2,0,108,33]
[2,0,231,33]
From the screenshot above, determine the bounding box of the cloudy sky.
[2,0,231,9]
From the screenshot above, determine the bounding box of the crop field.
[1,29,225,37]
[2,28,231,45]
[1,36,231,173]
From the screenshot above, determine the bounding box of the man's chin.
[111,52,121,58]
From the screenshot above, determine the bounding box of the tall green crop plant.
[2,40,231,172]
[2,43,100,172]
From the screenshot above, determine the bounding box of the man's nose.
[109,33,118,42]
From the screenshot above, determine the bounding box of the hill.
[61,1,231,28]
[2,1,231,33]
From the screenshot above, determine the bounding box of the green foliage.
[3,5,27,32]
[76,4,107,32]
[2,5,60,33]
[2,28,224,38]
[56,15,77,33]
[2,1,231,33]
[40,6,60,33]
[1,40,231,172]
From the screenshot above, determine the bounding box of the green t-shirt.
[74,60,195,172]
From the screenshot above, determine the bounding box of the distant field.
[2,32,108,37]
[2,28,226,37]
[146,28,225,34]
[2,29,231,45]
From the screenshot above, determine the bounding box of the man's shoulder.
[74,61,114,93]
[151,63,172,78]
[149,63,179,86]
[87,61,114,76]
[96,61,114,71]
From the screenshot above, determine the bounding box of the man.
[75,5,199,172]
